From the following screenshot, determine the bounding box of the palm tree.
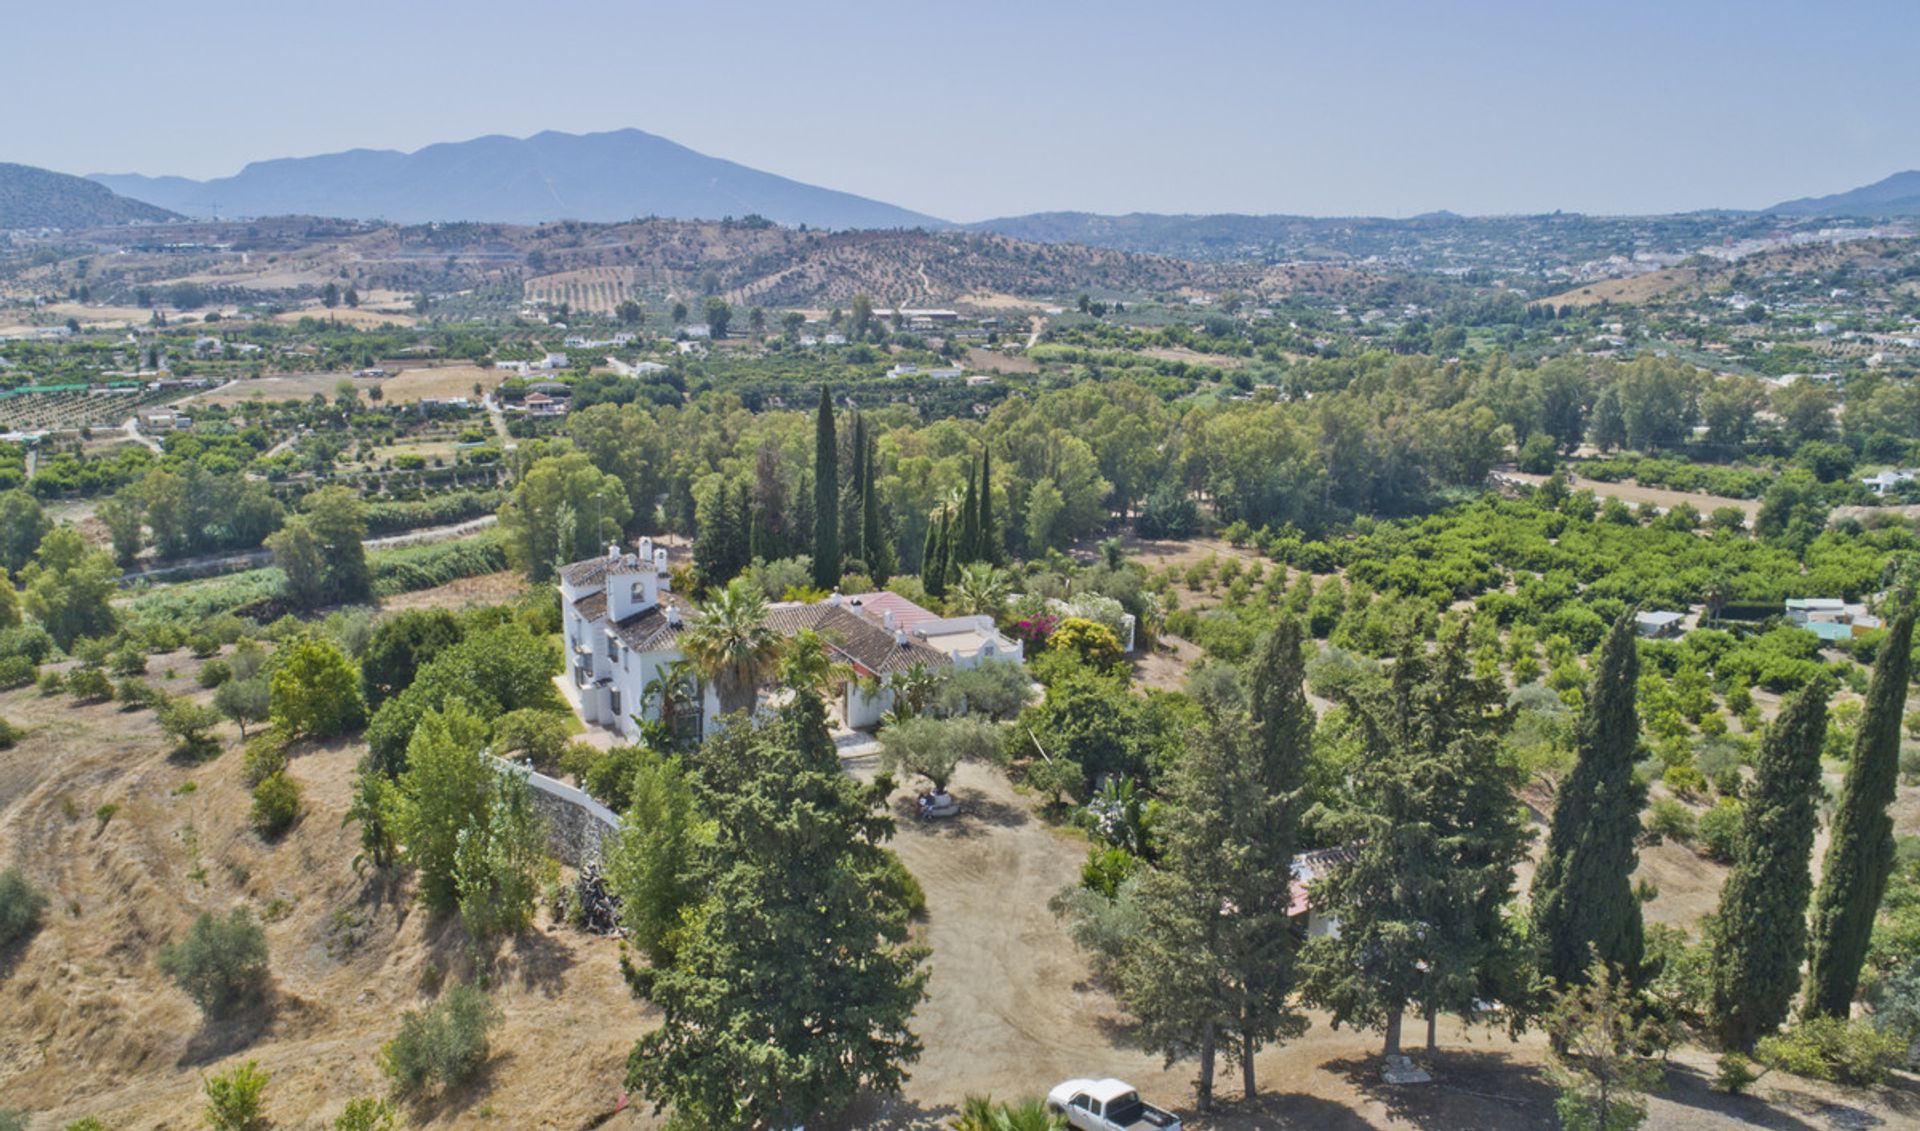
[951,1096,1064,1131]
[641,658,701,745]
[948,563,1011,618]
[780,628,851,700]
[681,578,782,717]
[883,662,942,723]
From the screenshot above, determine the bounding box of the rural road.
[119,417,162,454]
[482,395,517,450]
[119,514,498,584]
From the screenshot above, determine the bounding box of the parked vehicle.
[1045,1078,1182,1131]
[916,790,959,820]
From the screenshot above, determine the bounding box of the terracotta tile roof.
[844,591,941,632]
[766,602,949,676]
[573,591,607,622]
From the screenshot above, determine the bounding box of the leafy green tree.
[96,490,145,568]
[393,702,493,913]
[1546,965,1663,1131]
[0,490,50,573]
[332,1096,400,1131]
[214,677,270,739]
[1300,622,1526,1060]
[1709,678,1829,1049]
[359,608,463,710]
[1532,613,1647,988]
[268,634,366,739]
[681,577,780,716]
[364,622,558,774]
[606,749,703,965]
[157,907,270,1018]
[625,692,927,1128]
[267,516,327,609]
[1807,602,1915,1016]
[302,486,371,605]
[1754,469,1830,556]
[19,527,119,649]
[159,697,223,760]
[704,296,731,338]
[877,715,1000,794]
[570,403,668,535]
[453,766,548,943]
[498,452,632,582]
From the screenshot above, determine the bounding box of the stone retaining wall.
[484,755,620,868]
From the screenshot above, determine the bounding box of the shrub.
[1644,797,1697,845]
[872,849,926,919]
[198,658,233,688]
[0,717,17,751]
[379,982,501,1095]
[240,732,288,786]
[1756,1015,1903,1085]
[202,1058,269,1131]
[108,644,148,677]
[0,655,32,689]
[116,677,161,711]
[1081,846,1140,898]
[1698,801,1742,863]
[62,1118,110,1131]
[1663,764,1709,800]
[333,1096,400,1131]
[250,772,302,839]
[0,867,48,948]
[66,668,112,702]
[37,668,64,695]
[1715,1052,1758,1095]
[1047,617,1124,673]
[160,699,223,761]
[156,907,270,1017]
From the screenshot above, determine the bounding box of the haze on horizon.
[12,0,1920,223]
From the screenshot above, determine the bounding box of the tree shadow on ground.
[1324,1048,1559,1129]
[1655,1060,1828,1131]
[498,922,575,998]
[400,1047,507,1125]
[1184,1091,1379,1130]
[824,1094,958,1129]
[891,790,1028,839]
[176,985,319,1067]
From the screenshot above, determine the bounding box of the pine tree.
[1298,621,1525,1061]
[811,387,838,590]
[924,509,950,598]
[1708,678,1830,1049]
[692,481,743,589]
[1807,602,1915,1016]
[977,449,999,566]
[1531,612,1647,990]
[1116,689,1306,1111]
[958,460,980,566]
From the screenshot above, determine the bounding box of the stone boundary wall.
[484,755,620,868]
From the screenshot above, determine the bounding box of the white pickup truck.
[1046,1078,1182,1131]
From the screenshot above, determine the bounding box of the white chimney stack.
[828,592,842,607]
[882,610,895,629]
[654,548,669,573]
[895,629,908,647]
[606,543,620,560]
[666,606,681,627]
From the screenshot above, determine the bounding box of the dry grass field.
[181,373,385,406]
[378,365,502,404]
[1537,267,1703,309]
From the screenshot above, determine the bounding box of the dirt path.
[1500,470,1760,522]
[118,516,497,584]
[118,417,162,454]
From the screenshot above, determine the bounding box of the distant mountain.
[0,162,178,230]
[1768,171,1920,217]
[90,128,946,230]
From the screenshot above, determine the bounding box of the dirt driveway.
[835,760,1918,1130]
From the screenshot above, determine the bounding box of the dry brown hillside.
[0,650,643,1130]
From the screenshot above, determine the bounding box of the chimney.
[882,610,895,629]
[666,606,681,627]
[638,537,654,560]
[606,543,620,560]
[827,592,842,607]
[895,629,908,647]
[654,548,669,574]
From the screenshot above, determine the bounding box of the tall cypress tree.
[925,509,950,598]
[977,449,999,566]
[842,413,868,569]
[1807,602,1915,1016]
[812,387,839,590]
[862,429,892,585]
[958,460,980,566]
[1709,678,1830,1049]
[1530,611,1647,988]
[919,509,940,582]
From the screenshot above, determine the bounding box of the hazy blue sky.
[13,0,1919,221]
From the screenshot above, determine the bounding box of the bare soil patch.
[380,570,528,613]
[965,346,1039,374]
[378,365,504,404]
[1502,470,1760,522]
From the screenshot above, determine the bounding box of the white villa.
[559,542,1025,740]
